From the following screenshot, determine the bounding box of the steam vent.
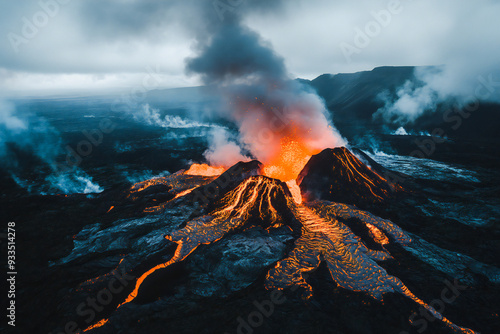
[49,147,494,334]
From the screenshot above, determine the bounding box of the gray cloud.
[0,0,499,95]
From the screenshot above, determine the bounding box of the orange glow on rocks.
[185,163,226,177]
[365,223,389,245]
[129,178,167,194]
[286,180,302,204]
[117,176,290,308]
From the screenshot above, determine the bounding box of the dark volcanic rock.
[186,160,263,212]
[297,147,401,208]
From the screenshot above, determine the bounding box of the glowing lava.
[185,163,225,177]
[266,203,477,334]
[286,180,302,204]
[117,176,290,309]
[262,138,313,182]
[82,319,108,332]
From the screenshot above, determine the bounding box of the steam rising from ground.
[0,100,102,194]
[134,104,218,129]
[375,60,500,126]
[185,7,345,173]
[203,128,250,168]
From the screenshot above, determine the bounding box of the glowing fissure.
[129,178,167,194]
[143,186,199,214]
[365,223,389,245]
[286,180,302,204]
[82,319,108,332]
[128,171,217,213]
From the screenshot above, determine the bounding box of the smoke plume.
[185,3,345,179]
[203,127,250,168]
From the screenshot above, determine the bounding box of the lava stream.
[266,204,477,334]
[116,176,287,309]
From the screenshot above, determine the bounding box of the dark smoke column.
[185,1,346,181]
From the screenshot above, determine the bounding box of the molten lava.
[262,138,313,182]
[82,319,108,332]
[117,176,291,309]
[266,202,476,334]
[185,163,225,177]
[129,178,168,194]
[286,180,302,204]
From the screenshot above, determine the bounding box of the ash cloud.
[186,23,287,85]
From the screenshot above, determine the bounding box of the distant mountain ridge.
[300,66,500,141]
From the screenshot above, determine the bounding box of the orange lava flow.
[365,223,389,245]
[266,203,477,334]
[262,138,313,182]
[81,318,108,332]
[342,150,388,201]
[185,163,225,177]
[129,178,167,194]
[286,180,302,204]
[117,176,286,309]
[143,186,197,213]
[117,238,189,309]
[173,187,197,200]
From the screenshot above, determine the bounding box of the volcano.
[297,147,402,208]
[46,147,492,334]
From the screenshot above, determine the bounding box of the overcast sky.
[1,0,499,95]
